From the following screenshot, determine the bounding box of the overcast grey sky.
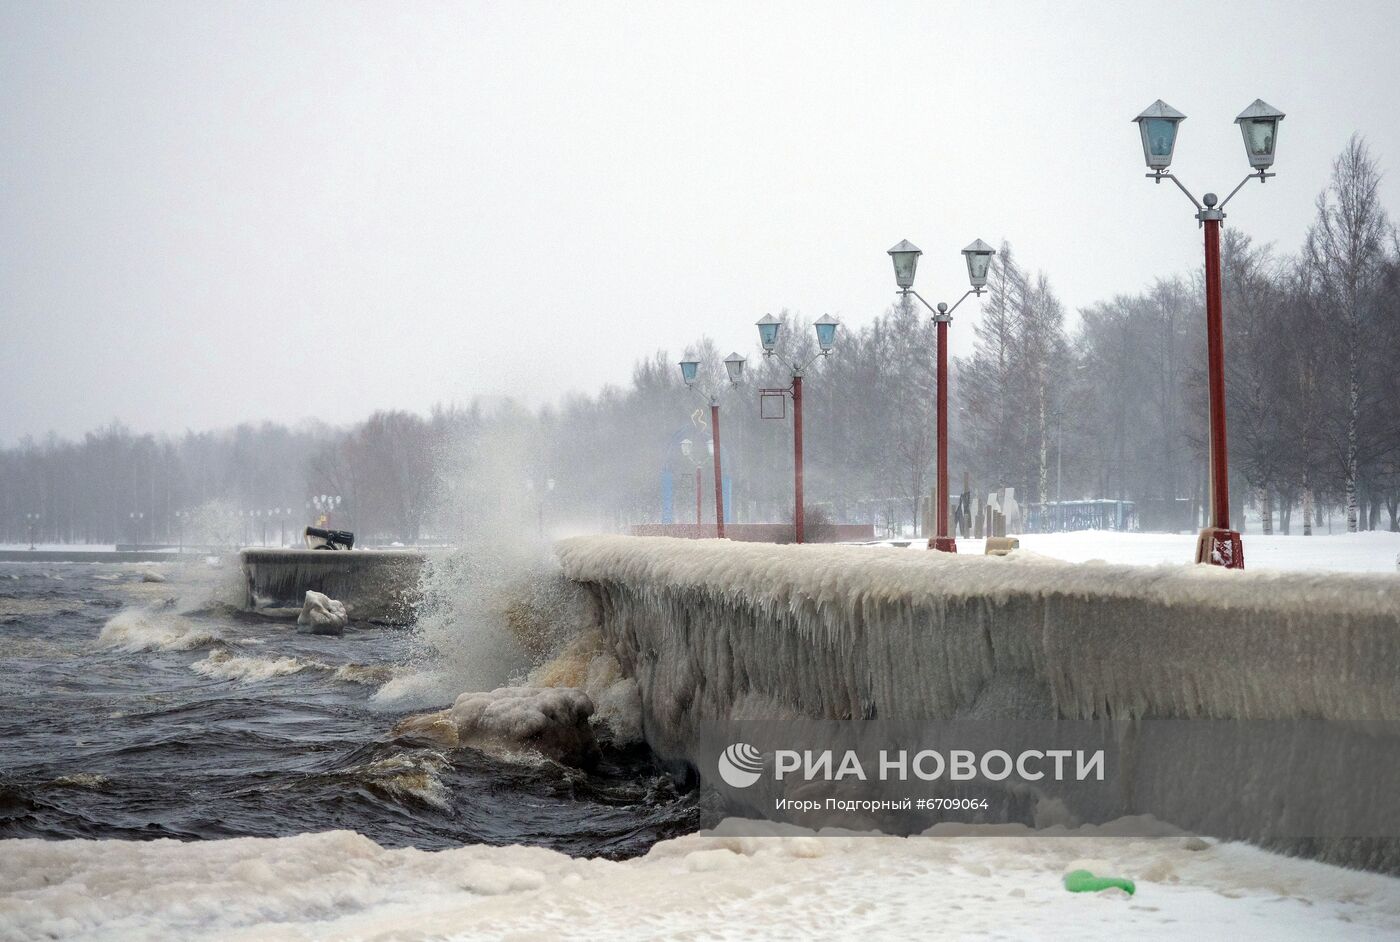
[2,1,1398,442]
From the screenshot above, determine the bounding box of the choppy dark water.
[0,562,701,859]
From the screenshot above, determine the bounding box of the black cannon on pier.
[304,526,355,551]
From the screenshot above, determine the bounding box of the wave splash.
[344,752,453,810]
[190,650,399,686]
[191,650,313,682]
[97,610,222,652]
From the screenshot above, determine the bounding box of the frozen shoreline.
[3,820,1399,940]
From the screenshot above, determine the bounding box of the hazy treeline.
[0,410,456,546]
[1035,135,1400,534]
[639,135,1400,535]
[2,137,1397,544]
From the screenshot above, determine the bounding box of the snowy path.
[4,821,1399,940]
[878,530,1400,574]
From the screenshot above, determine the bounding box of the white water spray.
[372,404,595,711]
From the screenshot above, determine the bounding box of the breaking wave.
[97,610,222,652]
[191,650,315,682]
[332,662,397,686]
[191,651,399,687]
[340,751,453,810]
[370,410,602,711]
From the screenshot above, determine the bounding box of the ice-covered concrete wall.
[558,536,1400,867]
[558,536,1400,754]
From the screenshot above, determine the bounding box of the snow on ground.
[876,530,1400,574]
[0,544,118,552]
[2,820,1398,941]
[0,544,187,553]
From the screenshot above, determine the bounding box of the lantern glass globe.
[962,239,996,289]
[1235,99,1284,171]
[887,240,922,289]
[755,314,781,353]
[1133,100,1186,171]
[724,352,746,384]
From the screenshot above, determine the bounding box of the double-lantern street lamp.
[886,239,996,552]
[677,353,747,538]
[753,313,839,544]
[1133,97,1285,569]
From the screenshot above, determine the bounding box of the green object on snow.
[1063,869,1136,896]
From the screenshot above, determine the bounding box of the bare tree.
[1305,135,1391,531]
[2,134,1395,544]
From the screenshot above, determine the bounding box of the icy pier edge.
[556,535,1400,740]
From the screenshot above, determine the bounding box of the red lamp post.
[710,405,723,533]
[679,354,748,538]
[793,373,804,543]
[934,311,952,551]
[755,314,839,544]
[678,437,704,527]
[887,239,996,552]
[1133,98,1285,569]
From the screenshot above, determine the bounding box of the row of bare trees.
[954,135,1399,534]
[0,410,452,546]
[1,138,1395,542]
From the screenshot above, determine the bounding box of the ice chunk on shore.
[529,630,643,744]
[451,686,599,767]
[395,686,600,767]
[297,590,347,635]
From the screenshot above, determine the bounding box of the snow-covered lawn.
[0,543,121,552]
[877,530,1400,574]
[3,820,1398,940]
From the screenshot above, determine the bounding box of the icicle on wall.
[556,536,1400,758]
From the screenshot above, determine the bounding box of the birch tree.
[1305,135,1390,531]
